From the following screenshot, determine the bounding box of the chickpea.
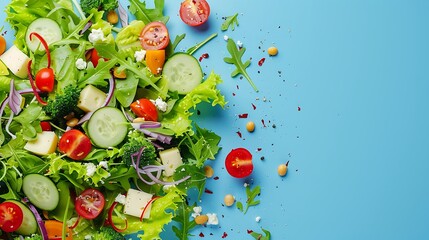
[66,118,79,128]
[133,117,146,123]
[224,194,235,207]
[194,215,208,225]
[107,10,119,25]
[277,161,289,177]
[267,46,278,56]
[246,121,255,132]
[204,165,214,178]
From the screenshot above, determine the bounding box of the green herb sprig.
[221,13,239,31]
[237,184,261,214]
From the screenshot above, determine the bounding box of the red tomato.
[40,121,52,131]
[0,202,24,232]
[58,129,92,160]
[225,148,253,178]
[35,68,55,92]
[140,22,170,50]
[90,49,101,67]
[75,189,105,220]
[179,0,211,27]
[130,98,158,121]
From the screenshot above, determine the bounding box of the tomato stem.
[27,60,47,106]
[29,32,51,69]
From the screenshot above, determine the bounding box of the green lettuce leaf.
[172,202,197,240]
[161,72,227,136]
[129,0,169,24]
[116,20,146,59]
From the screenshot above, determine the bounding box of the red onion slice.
[8,79,23,115]
[118,2,129,28]
[27,203,49,240]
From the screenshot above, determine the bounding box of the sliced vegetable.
[0,45,31,78]
[75,188,105,220]
[108,201,128,232]
[58,129,92,160]
[140,196,160,221]
[27,60,47,105]
[27,203,48,239]
[225,148,253,178]
[130,98,158,121]
[25,18,62,53]
[179,0,210,27]
[87,106,128,148]
[30,32,55,93]
[162,53,202,94]
[140,21,170,50]
[0,35,6,55]
[22,174,60,211]
[40,121,52,131]
[0,201,23,232]
[145,49,165,74]
[4,200,37,235]
[45,220,73,240]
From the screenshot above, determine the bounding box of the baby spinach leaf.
[224,38,258,92]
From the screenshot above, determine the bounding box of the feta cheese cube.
[24,131,58,155]
[123,189,153,219]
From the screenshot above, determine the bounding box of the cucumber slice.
[87,106,128,148]
[22,174,59,211]
[4,200,38,235]
[162,53,203,94]
[25,18,62,53]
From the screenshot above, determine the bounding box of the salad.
[0,0,260,239]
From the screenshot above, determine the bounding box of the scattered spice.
[298,106,301,111]
[204,188,213,194]
[199,53,209,62]
[239,113,248,118]
[247,230,254,234]
[252,103,256,110]
[261,119,266,127]
[258,57,265,66]
[236,131,242,138]
[213,176,219,180]
[257,148,262,151]
[222,232,228,238]
[199,232,205,237]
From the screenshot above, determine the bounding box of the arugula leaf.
[173,164,206,199]
[249,228,271,240]
[78,59,118,88]
[166,34,186,57]
[172,202,197,240]
[224,38,258,92]
[129,0,169,25]
[186,33,218,55]
[221,13,239,31]
[237,185,261,214]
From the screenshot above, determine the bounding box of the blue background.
[2,0,429,239]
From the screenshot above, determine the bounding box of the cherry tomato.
[40,121,52,131]
[179,0,211,27]
[35,67,55,92]
[225,148,253,178]
[0,36,6,55]
[75,189,105,220]
[130,98,158,121]
[0,202,24,232]
[58,129,92,160]
[90,48,101,67]
[140,22,170,50]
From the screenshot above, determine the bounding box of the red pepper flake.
[258,57,266,66]
[213,176,219,180]
[199,53,209,62]
[252,103,256,110]
[247,230,254,234]
[222,232,228,238]
[261,119,266,127]
[199,232,205,237]
[238,113,248,118]
[236,131,242,138]
[298,106,301,111]
[204,188,213,194]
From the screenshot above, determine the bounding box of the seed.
[133,117,146,123]
[277,162,288,176]
[223,194,235,207]
[267,46,278,56]
[106,10,119,25]
[194,215,208,225]
[66,118,79,128]
[204,165,214,178]
[246,121,255,132]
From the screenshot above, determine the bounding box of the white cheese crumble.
[88,28,106,43]
[206,213,219,225]
[236,40,243,48]
[150,97,168,112]
[134,49,147,62]
[223,35,229,41]
[255,216,261,222]
[191,206,202,218]
[84,235,92,240]
[84,163,97,177]
[98,161,108,170]
[244,182,249,187]
[115,194,126,205]
[75,58,87,70]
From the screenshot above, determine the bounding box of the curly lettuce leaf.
[129,0,169,24]
[116,20,145,59]
[161,72,227,136]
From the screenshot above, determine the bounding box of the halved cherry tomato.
[40,121,52,131]
[58,129,92,160]
[130,98,158,121]
[44,220,73,240]
[225,148,253,178]
[145,49,165,75]
[90,48,101,67]
[140,22,170,50]
[75,189,105,220]
[0,202,24,232]
[179,0,211,27]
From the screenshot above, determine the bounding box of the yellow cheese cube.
[77,85,107,112]
[159,147,183,177]
[0,45,31,78]
[123,189,153,219]
[24,131,58,155]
